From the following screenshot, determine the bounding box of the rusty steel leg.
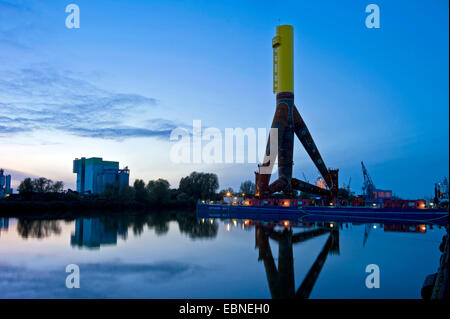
[291,178,331,198]
[276,92,295,196]
[268,178,287,194]
[329,169,339,201]
[256,92,294,197]
[293,105,332,189]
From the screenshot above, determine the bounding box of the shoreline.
[0,199,195,219]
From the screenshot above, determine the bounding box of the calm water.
[0,212,446,299]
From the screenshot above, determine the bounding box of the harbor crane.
[361,161,375,201]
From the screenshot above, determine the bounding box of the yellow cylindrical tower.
[272,25,294,94]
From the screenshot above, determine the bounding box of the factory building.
[73,157,129,194]
[0,169,12,198]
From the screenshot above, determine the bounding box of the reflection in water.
[0,218,9,237]
[66,212,219,249]
[71,218,127,249]
[16,219,61,239]
[68,213,219,248]
[179,214,218,239]
[11,212,218,245]
[0,210,447,298]
[252,220,440,299]
[255,222,339,299]
[384,224,427,233]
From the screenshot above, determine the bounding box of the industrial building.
[0,169,12,198]
[373,189,392,202]
[73,157,129,194]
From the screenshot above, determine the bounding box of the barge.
[196,203,449,226]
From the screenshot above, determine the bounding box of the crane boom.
[361,161,375,201]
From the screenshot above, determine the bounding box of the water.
[0,212,446,299]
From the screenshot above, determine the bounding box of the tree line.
[14,171,258,207]
[101,171,222,207]
[18,177,64,194]
[15,173,356,205]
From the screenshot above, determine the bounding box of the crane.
[361,161,375,202]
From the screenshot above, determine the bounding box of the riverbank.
[0,198,196,218]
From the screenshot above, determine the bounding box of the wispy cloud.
[0,260,205,298]
[0,64,180,140]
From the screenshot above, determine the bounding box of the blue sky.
[0,0,448,198]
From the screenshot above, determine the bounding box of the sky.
[0,0,448,198]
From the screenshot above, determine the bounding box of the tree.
[52,181,64,193]
[218,188,234,199]
[147,179,171,206]
[119,185,136,202]
[32,177,52,192]
[17,177,64,194]
[179,172,219,200]
[18,178,34,194]
[239,180,255,196]
[134,179,148,202]
[103,183,119,199]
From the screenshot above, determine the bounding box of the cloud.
[62,126,175,140]
[0,260,205,298]
[0,65,181,140]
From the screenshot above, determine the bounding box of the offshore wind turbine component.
[255,25,338,200]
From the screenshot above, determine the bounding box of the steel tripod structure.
[255,25,338,200]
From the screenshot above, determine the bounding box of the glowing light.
[283,220,290,227]
[226,224,231,232]
[233,220,237,227]
[373,225,377,229]
[419,225,427,232]
[226,192,231,197]
[330,223,334,228]
[244,219,250,225]
[209,219,214,225]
